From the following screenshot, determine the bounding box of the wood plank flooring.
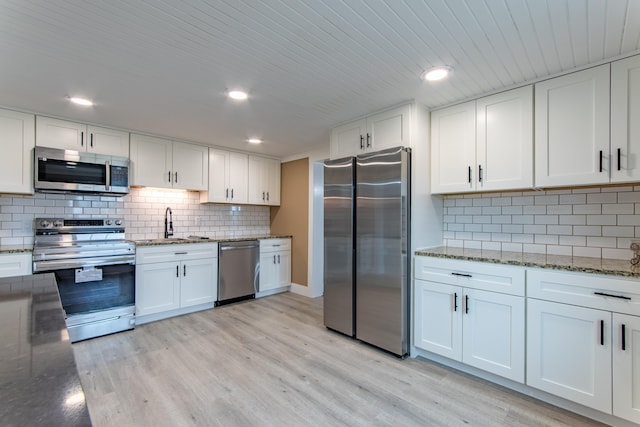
[73,293,605,426]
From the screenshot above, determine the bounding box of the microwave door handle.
[105,160,111,191]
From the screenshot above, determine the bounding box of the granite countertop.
[0,274,91,426]
[415,246,640,278]
[133,234,292,247]
[0,245,33,254]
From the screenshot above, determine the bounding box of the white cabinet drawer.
[527,268,640,316]
[0,253,32,278]
[136,243,217,264]
[260,238,291,253]
[415,257,525,296]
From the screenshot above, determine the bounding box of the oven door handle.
[33,255,135,272]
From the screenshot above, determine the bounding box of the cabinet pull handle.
[176,265,179,277]
[231,189,234,199]
[478,165,483,182]
[599,150,603,173]
[262,191,265,201]
[168,171,172,182]
[366,133,371,148]
[594,291,631,300]
[360,135,364,150]
[617,148,621,171]
[226,188,229,199]
[81,131,84,147]
[90,133,94,148]
[453,292,458,312]
[174,172,178,183]
[277,254,280,263]
[600,320,605,346]
[267,191,270,201]
[465,295,469,314]
[451,272,472,278]
[183,264,186,276]
[174,252,187,255]
[273,255,276,264]
[468,166,472,183]
[622,324,627,351]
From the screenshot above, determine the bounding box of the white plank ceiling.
[1,0,639,157]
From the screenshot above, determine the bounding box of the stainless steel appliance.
[324,146,410,357]
[34,146,130,195]
[217,240,259,305]
[33,218,136,342]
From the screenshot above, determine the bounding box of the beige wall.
[270,158,309,286]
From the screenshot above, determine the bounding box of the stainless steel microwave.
[34,146,130,195]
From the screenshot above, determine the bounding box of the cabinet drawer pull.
[478,165,483,183]
[617,148,621,171]
[453,292,458,312]
[174,252,188,255]
[600,320,605,346]
[468,166,472,183]
[599,150,603,173]
[622,324,627,351]
[451,272,472,278]
[465,295,469,314]
[594,291,631,300]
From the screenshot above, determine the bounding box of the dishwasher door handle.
[220,245,259,251]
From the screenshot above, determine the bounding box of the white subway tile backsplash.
[442,185,640,260]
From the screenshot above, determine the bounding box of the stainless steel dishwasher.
[216,240,260,306]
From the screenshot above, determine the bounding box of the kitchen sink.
[136,237,189,244]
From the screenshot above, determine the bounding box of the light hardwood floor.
[73,293,605,426]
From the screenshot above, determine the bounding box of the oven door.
[53,263,135,316]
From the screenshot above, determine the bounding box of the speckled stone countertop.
[415,246,640,278]
[0,274,91,426]
[133,235,292,247]
[0,245,32,254]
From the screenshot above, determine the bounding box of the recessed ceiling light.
[228,90,248,100]
[421,66,452,82]
[247,138,262,144]
[68,97,94,106]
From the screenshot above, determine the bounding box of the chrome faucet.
[164,207,173,238]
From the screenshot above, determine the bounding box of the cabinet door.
[430,101,476,194]
[259,252,277,292]
[613,313,640,423]
[129,134,172,188]
[36,116,86,151]
[534,65,610,187]
[414,280,463,361]
[228,152,249,203]
[264,157,280,206]
[366,104,411,152]
[248,156,266,205]
[172,142,208,191]
[0,253,32,278]
[202,149,230,203]
[87,125,129,157]
[527,299,612,413]
[462,289,525,383]
[275,250,291,287]
[180,258,215,307]
[135,262,180,316]
[476,86,533,191]
[0,109,34,194]
[611,55,640,183]
[330,118,366,159]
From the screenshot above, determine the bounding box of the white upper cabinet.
[611,55,640,184]
[200,149,248,204]
[248,156,280,206]
[130,134,208,191]
[476,86,533,191]
[36,116,129,157]
[0,108,34,195]
[431,86,533,194]
[431,101,477,193]
[534,65,611,187]
[330,104,411,159]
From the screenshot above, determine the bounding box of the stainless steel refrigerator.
[323,146,410,357]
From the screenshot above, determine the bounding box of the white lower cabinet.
[259,238,291,294]
[135,243,217,323]
[526,268,640,424]
[0,253,32,278]
[414,257,525,383]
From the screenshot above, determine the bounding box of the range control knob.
[53,219,64,228]
[39,220,52,228]
[115,219,122,226]
[105,219,113,225]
